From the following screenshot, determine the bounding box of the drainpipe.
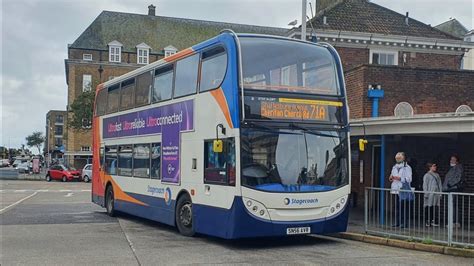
[368,84,385,225]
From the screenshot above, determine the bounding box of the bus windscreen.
[240,37,340,95]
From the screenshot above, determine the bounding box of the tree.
[26,131,45,155]
[69,90,95,130]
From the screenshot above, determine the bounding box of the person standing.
[389,152,413,228]
[443,155,464,192]
[443,155,464,227]
[423,163,443,227]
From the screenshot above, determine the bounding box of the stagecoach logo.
[164,187,172,206]
[284,197,318,206]
[167,164,175,175]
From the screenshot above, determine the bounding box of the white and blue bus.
[92,31,350,239]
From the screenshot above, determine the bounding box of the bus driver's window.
[204,138,235,185]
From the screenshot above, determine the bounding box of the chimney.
[148,4,156,16]
[405,12,409,26]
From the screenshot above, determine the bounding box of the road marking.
[0,189,91,193]
[65,192,74,197]
[0,192,38,214]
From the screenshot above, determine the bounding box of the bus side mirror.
[213,140,223,153]
[359,138,368,152]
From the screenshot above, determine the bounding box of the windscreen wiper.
[290,123,338,138]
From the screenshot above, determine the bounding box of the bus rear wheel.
[105,185,116,217]
[176,194,195,237]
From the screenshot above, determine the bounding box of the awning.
[350,112,474,136]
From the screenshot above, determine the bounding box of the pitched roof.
[70,11,289,53]
[307,0,461,40]
[434,18,469,38]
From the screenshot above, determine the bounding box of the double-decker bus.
[92,31,350,239]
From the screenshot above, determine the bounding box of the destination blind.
[244,96,343,123]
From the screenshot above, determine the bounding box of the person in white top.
[389,152,413,228]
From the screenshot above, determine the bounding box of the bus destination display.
[245,96,343,122]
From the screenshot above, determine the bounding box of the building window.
[394,102,414,117]
[137,48,149,64]
[55,115,64,124]
[55,138,63,147]
[54,126,63,135]
[83,54,93,61]
[109,46,121,62]
[165,50,176,57]
[81,146,91,152]
[164,45,178,58]
[370,50,398,66]
[455,105,472,113]
[82,74,92,92]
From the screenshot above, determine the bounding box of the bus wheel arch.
[175,190,195,237]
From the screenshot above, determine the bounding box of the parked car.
[0,159,10,167]
[46,165,81,182]
[12,159,25,168]
[82,164,92,182]
[16,162,30,173]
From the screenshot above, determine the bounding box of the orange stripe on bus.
[163,48,194,62]
[210,88,233,129]
[103,173,148,206]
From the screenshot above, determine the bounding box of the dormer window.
[108,40,123,63]
[164,45,178,57]
[136,43,151,64]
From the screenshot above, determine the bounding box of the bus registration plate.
[286,227,311,235]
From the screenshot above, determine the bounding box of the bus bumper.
[193,196,349,239]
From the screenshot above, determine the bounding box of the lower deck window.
[118,145,133,176]
[204,138,235,185]
[151,143,161,179]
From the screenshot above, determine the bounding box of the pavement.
[1,180,474,265]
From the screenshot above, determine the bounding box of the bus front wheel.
[105,185,116,217]
[176,194,195,237]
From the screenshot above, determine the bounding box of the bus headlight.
[327,195,348,218]
[243,197,270,220]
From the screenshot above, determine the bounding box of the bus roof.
[98,32,331,90]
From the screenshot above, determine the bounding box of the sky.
[1,0,473,152]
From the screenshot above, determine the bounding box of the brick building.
[45,110,67,165]
[63,4,287,168]
[290,0,474,207]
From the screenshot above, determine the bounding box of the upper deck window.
[240,37,339,95]
[106,84,120,114]
[174,54,199,98]
[95,89,107,116]
[153,65,174,102]
[120,78,136,111]
[200,46,227,92]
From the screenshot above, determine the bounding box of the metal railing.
[365,187,473,248]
